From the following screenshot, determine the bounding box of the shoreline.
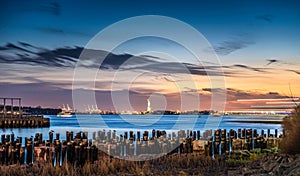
[224,120,283,124]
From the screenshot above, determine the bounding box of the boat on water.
[211,111,222,117]
[57,104,75,117]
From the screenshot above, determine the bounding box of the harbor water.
[0,114,284,144]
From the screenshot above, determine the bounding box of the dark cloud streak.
[214,37,255,55]
[0,42,276,78]
[256,15,273,23]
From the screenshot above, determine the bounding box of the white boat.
[211,111,222,117]
[57,104,74,117]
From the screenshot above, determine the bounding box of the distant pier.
[0,97,50,128]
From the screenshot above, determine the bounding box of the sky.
[0,0,300,111]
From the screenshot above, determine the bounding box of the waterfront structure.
[0,97,50,128]
[0,97,22,118]
[147,98,152,113]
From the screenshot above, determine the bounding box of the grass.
[0,146,276,175]
[280,105,300,154]
[0,153,223,175]
[226,152,266,167]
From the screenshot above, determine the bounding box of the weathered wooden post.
[238,129,241,139]
[75,132,81,139]
[66,142,73,163]
[112,130,116,139]
[20,146,25,164]
[193,131,196,140]
[197,130,200,140]
[26,140,33,164]
[253,129,258,137]
[208,137,213,156]
[1,134,5,144]
[0,146,4,165]
[55,140,61,167]
[61,141,67,165]
[70,131,74,141]
[137,131,141,141]
[152,129,156,139]
[92,145,98,162]
[11,133,14,145]
[16,142,21,164]
[242,129,246,139]
[261,129,265,138]
[6,134,10,143]
[157,130,161,138]
[92,132,96,140]
[49,132,53,143]
[56,133,60,141]
[129,131,134,141]
[83,131,88,139]
[66,131,70,142]
[124,131,128,140]
[4,142,9,165]
[74,145,80,165]
[143,131,148,141]
[221,129,226,154]
[214,129,221,155]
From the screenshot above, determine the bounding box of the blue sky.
[0,0,300,110]
[1,0,300,50]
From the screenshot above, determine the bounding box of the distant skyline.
[1,0,300,111]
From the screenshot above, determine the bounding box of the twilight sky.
[0,0,300,111]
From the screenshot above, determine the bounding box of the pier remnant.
[0,97,50,128]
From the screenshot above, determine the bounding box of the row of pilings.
[0,116,50,128]
[92,128,281,159]
[0,131,97,166]
[0,128,281,165]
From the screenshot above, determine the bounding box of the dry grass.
[0,153,223,175]
[280,105,300,154]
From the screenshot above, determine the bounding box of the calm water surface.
[0,115,283,143]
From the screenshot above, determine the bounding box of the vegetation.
[0,153,223,175]
[280,105,300,154]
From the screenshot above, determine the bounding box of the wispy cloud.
[1,42,294,80]
[0,42,80,67]
[0,42,229,77]
[256,14,273,23]
[21,1,61,16]
[36,26,90,37]
[213,35,255,55]
[286,69,300,75]
[232,64,266,72]
[265,59,279,66]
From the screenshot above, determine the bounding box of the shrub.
[280,105,300,154]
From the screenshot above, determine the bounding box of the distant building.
[147,98,152,112]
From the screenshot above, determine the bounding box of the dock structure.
[0,97,22,118]
[0,97,50,128]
